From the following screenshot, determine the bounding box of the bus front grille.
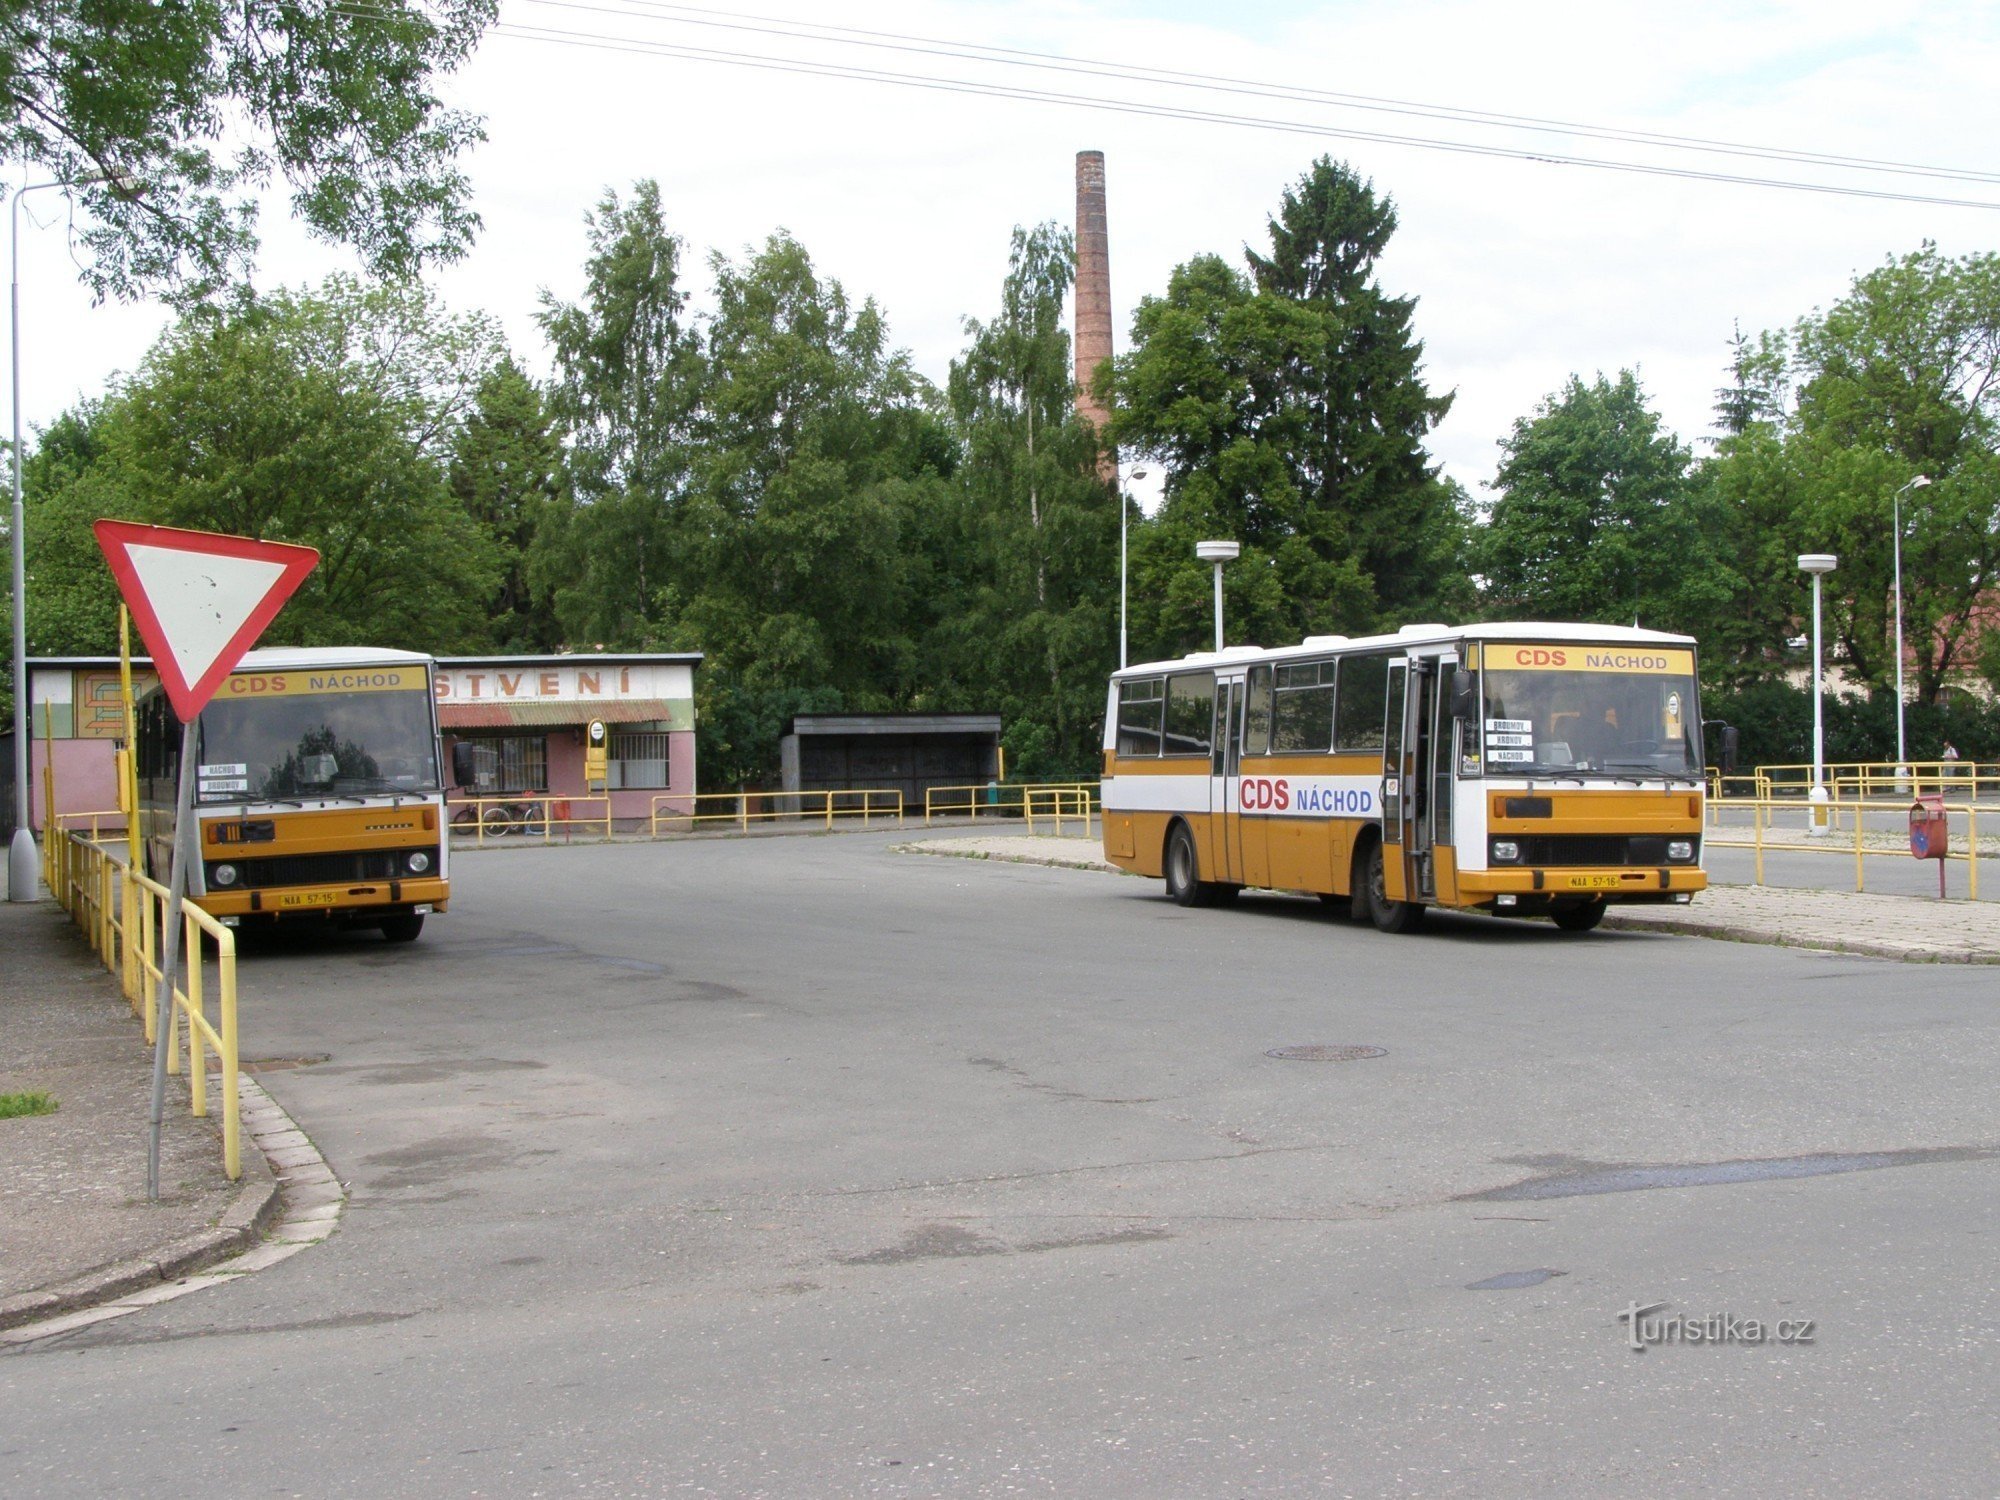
[1507,834,1680,866]
[226,848,437,889]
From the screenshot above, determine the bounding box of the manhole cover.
[241,1055,330,1074]
[1265,1044,1387,1062]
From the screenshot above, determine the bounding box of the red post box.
[1909,795,1948,860]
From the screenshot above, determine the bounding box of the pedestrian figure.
[1942,740,1960,792]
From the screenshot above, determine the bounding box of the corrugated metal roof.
[438,700,680,728]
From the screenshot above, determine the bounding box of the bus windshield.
[1478,644,1700,780]
[197,676,439,802]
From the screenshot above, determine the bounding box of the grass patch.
[0,1090,59,1119]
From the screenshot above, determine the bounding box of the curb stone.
[0,1076,346,1343]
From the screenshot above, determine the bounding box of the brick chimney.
[1073,150,1115,477]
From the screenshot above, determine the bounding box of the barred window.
[609,731,671,789]
[455,734,547,793]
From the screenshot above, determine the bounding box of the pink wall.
[29,739,126,833]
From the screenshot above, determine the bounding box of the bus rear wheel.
[1551,900,1606,932]
[1165,824,1215,908]
[380,912,425,943]
[1365,841,1425,934]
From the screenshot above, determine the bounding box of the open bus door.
[1380,653,1449,912]
[1209,673,1246,886]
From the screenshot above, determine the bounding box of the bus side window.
[1116,678,1165,757]
[1163,672,1216,758]
[1335,654,1390,752]
[1243,666,1273,756]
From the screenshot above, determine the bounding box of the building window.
[608,730,671,789]
[455,734,547,793]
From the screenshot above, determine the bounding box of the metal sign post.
[89,520,320,1203]
[146,719,200,1200]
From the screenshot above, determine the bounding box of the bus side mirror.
[1702,719,1739,774]
[450,741,477,789]
[1449,667,1477,723]
[1719,724,1740,774]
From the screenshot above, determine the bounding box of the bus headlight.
[1667,840,1695,863]
[1491,840,1520,863]
[405,850,433,875]
[209,863,239,888]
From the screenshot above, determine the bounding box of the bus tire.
[1551,900,1606,932]
[1365,840,1425,934]
[1164,823,1212,908]
[1348,837,1375,922]
[380,912,425,943]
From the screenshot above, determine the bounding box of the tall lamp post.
[1120,467,1147,669]
[1194,539,1239,652]
[8,172,130,900]
[1891,474,1930,783]
[1798,553,1838,835]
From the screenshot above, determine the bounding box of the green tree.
[20,279,505,655]
[448,358,566,651]
[947,222,1117,776]
[1785,245,2000,702]
[1700,246,2000,704]
[1111,159,1463,654]
[534,181,705,647]
[0,0,495,298]
[1477,371,1717,631]
[684,230,939,703]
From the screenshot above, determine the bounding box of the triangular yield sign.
[92,521,320,722]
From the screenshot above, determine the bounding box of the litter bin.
[1909,795,1947,860]
[1911,794,1948,898]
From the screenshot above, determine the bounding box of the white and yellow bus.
[1101,624,1707,932]
[135,647,452,941]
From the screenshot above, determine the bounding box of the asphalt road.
[6,832,1998,1496]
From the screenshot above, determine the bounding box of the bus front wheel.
[380,912,425,943]
[1551,901,1606,932]
[1365,842,1425,934]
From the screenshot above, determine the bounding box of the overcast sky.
[10,0,1999,511]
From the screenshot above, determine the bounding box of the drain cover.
[1265,1044,1386,1062]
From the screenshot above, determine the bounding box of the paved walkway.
[900,832,2000,964]
[0,901,310,1339]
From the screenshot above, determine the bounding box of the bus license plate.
[1568,875,1622,889]
[278,891,338,908]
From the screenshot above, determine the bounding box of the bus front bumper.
[1457,867,1706,903]
[197,876,451,920]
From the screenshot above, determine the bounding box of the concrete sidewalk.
[901,832,2000,964]
[0,902,281,1331]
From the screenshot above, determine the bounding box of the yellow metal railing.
[649,788,905,835]
[1022,785,1099,834]
[1755,761,1996,799]
[1706,795,1983,898]
[448,794,614,845]
[54,807,130,843]
[43,829,244,1180]
[923,781,1099,826]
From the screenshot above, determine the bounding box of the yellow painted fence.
[1705,795,1984,898]
[41,827,244,1180]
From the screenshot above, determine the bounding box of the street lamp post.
[1194,539,1239,652]
[1798,553,1838,835]
[1121,467,1147,670]
[1891,474,1931,784]
[8,172,131,900]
